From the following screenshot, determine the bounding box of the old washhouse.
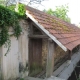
[1,5,80,80]
[26,6,80,80]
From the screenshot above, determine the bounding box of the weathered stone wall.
[41,39,69,70]
[42,39,48,68]
[18,20,29,77]
[1,36,19,80]
[19,19,29,67]
[54,44,69,70]
[0,20,29,80]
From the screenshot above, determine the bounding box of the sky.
[37,0,80,25]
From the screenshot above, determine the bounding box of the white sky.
[37,0,80,25]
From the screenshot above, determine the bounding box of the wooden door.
[29,39,42,67]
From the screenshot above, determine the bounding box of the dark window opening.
[33,25,43,35]
[72,45,80,54]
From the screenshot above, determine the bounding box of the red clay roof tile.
[26,6,80,51]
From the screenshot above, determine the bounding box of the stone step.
[24,77,44,80]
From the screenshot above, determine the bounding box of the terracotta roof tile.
[64,39,80,50]
[53,34,63,39]
[58,36,80,44]
[26,6,80,51]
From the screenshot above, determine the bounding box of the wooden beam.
[46,76,65,80]
[31,22,47,35]
[68,50,72,60]
[46,38,55,78]
[58,51,80,80]
[28,35,48,38]
[52,51,80,80]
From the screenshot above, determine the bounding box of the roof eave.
[26,11,67,52]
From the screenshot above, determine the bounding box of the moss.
[29,62,43,77]
[47,17,71,32]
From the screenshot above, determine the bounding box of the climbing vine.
[7,4,26,19]
[0,5,22,55]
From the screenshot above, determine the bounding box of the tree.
[0,0,46,6]
[0,0,47,13]
[0,0,7,5]
[46,5,71,23]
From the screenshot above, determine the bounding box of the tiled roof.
[26,6,80,51]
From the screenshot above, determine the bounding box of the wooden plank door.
[29,39,42,67]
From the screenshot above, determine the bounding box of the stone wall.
[42,39,48,68]
[41,39,69,70]
[54,44,69,70]
[18,19,29,77]
[0,19,29,80]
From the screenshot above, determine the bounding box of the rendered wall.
[18,20,29,77]
[0,20,29,80]
[2,36,19,80]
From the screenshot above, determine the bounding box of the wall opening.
[68,61,80,80]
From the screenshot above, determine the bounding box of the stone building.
[0,6,80,80]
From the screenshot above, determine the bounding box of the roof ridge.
[26,6,79,28]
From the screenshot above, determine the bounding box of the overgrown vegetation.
[29,62,43,77]
[20,78,24,80]
[0,4,25,55]
[7,4,26,18]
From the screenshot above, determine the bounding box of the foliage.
[0,0,5,5]
[18,4,25,16]
[7,4,15,11]
[7,4,26,18]
[46,5,71,23]
[20,78,24,80]
[0,5,22,55]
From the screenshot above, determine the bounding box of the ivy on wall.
[7,4,26,18]
[0,5,23,55]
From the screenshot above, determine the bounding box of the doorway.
[29,38,43,76]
